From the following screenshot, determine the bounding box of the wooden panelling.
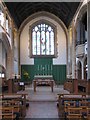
[21,59,66,84]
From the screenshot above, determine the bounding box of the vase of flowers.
[23,70,30,80]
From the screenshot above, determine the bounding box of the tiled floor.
[22,85,69,118]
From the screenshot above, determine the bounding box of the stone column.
[0,42,2,65]
[80,22,84,44]
[67,28,72,76]
[10,21,14,78]
[87,1,90,80]
[3,9,6,30]
[76,20,81,44]
[82,61,84,79]
[0,42,2,93]
[87,1,90,94]
[72,22,76,79]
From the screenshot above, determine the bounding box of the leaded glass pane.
[32,23,55,56]
[41,31,45,55]
[46,31,49,55]
[51,31,54,55]
[35,26,38,32]
[32,31,36,55]
[37,31,40,55]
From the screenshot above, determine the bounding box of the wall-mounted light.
[0,73,1,78]
[2,73,4,78]
[86,64,88,71]
[0,73,5,78]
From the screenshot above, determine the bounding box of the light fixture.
[0,73,1,78]
[2,73,4,78]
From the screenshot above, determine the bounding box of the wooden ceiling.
[5,2,80,28]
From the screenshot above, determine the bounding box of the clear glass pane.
[51,31,54,55]
[41,31,45,55]
[35,26,38,32]
[32,23,55,56]
[46,31,49,55]
[37,31,40,55]
[48,26,51,32]
[32,31,36,55]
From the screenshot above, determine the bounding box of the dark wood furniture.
[64,79,90,94]
[57,93,90,119]
[0,93,27,118]
[33,75,54,92]
[33,79,54,92]
[0,106,16,120]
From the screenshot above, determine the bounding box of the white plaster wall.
[20,26,34,65]
[53,25,66,65]
[20,16,66,65]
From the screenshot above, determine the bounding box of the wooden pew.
[57,93,90,119]
[67,107,82,119]
[0,106,16,120]
[1,93,28,118]
[2,99,21,119]
[64,100,90,119]
[86,107,90,120]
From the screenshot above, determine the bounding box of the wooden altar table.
[33,75,54,92]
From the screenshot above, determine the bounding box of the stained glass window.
[31,23,55,56]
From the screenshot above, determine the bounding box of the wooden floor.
[18,85,69,119]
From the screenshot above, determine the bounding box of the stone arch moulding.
[0,32,11,53]
[19,11,68,38]
[75,4,87,28]
[29,19,57,58]
[18,11,68,68]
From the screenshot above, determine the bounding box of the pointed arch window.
[30,21,57,57]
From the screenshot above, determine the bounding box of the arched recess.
[29,19,57,58]
[0,65,6,78]
[84,56,87,79]
[0,32,12,79]
[75,4,87,27]
[19,11,68,84]
[75,4,87,45]
[77,60,82,79]
[0,65,6,91]
[18,11,68,74]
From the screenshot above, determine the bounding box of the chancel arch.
[19,11,67,84]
